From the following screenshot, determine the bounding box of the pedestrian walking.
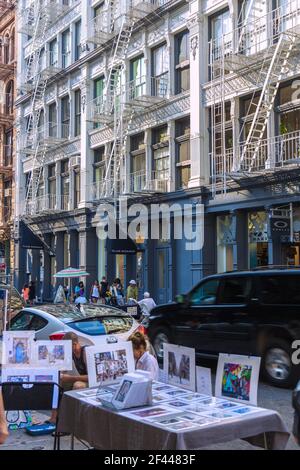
[90,280,100,304]
[127,280,138,302]
[28,281,36,306]
[138,292,156,316]
[22,284,29,304]
[99,276,108,304]
[110,278,124,306]
[74,281,84,299]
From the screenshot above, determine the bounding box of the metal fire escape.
[18,0,72,216]
[210,0,300,195]
[87,0,167,200]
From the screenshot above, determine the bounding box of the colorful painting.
[215,354,261,406]
[222,363,252,401]
[2,331,35,366]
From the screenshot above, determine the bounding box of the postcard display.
[76,345,264,435]
[1,331,72,429]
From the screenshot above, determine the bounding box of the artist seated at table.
[48,332,88,425]
[0,390,9,444]
[128,331,159,381]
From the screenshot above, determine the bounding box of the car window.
[68,316,133,336]
[284,276,300,304]
[29,315,48,331]
[219,277,251,304]
[259,276,285,304]
[189,279,220,306]
[9,311,34,330]
[9,311,48,331]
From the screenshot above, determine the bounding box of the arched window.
[4,34,9,64]
[5,80,14,114]
[10,29,15,62]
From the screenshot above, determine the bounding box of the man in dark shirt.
[60,332,88,390]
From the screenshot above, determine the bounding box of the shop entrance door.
[155,248,169,305]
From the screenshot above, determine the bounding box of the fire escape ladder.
[239,33,297,172]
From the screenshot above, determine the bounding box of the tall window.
[94,76,105,129]
[152,126,169,184]
[48,164,56,209]
[74,169,80,208]
[10,29,15,62]
[62,29,71,68]
[74,89,81,137]
[49,38,58,67]
[131,133,146,191]
[61,95,70,138]
[175,30,190,94]
[5,81,14,114]
[175,117,190,189]
[4,34,9,64]
[61,160,69,210]
[4,180,11,222]
[94,148,106,198]
[209,9,231,78]
[49,102,57,137]
[63,233,69,268]
[152,43,168,98]
[75,20,82,61]
[4,130,13,167]
[94,2,105,16]
[130,55,145,99]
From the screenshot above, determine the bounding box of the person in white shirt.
[138,292,156,316]
[129,332,159,380]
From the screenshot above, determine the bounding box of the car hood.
[149,302,180,318]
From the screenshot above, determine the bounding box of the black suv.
[146,269,300,388]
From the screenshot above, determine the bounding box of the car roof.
[22,303,130,322]
[202,268,300,280]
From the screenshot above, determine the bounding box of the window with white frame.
[152,42,168,98]
[74,89,81,137]
[61,95,70,138]
[175,30,190,94]
[62,29,71,68]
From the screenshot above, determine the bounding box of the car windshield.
[68,316,133,336]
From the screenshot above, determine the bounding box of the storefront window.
[217,215,234,273]
[116,255,125,286]
[248,211,269,268]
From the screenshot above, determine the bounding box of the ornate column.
[188,1,210,188]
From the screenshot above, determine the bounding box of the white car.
[8,304,142,346]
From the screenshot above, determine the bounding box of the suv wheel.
[151,327,171,362]
[262,338,299,388]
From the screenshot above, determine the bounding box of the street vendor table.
[57,387,290,450]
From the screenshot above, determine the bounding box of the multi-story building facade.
[0,0,15,279]
[14,0,300,302]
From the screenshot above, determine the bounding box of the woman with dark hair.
[28,281,36,306]
[0,391,8,444]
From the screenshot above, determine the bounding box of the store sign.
[271,217,291,234]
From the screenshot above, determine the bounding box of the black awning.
[107,237,138,255]
[20,221,55,256]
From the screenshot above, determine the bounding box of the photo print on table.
[163,344,196,391]
[33,340,72,370]
[86,342,134,387]
[2,331,35,366]
[127,406,175,419]
[215,354,261,406]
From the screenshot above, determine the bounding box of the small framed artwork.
[215,354,261,406]
[85,341,135,387]
[2,331,35,366]
[163,344,196,391]
[33,340,72,370]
